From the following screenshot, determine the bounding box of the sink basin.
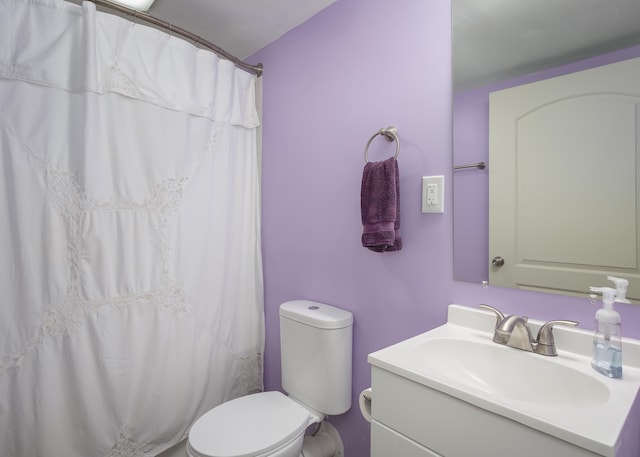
[413,338,609,407]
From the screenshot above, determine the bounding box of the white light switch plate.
[422,175,444,213]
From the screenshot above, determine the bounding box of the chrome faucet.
[478,304,578,356]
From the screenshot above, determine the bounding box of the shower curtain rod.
[84,0,263,76]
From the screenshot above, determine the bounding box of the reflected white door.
[489,57,640,299]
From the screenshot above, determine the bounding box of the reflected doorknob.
[491,256,505,267]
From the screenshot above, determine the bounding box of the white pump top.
[607,276,631,304]
[590,286,621,325]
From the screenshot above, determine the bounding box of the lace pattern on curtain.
[0,114,264,454]
[106,427,146,457]
[1,167,191,374]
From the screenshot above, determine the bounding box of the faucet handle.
[478,304,505,329]
[535,320,578,356]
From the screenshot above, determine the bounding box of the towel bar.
[454,161,486,171]
[364,126,400,163]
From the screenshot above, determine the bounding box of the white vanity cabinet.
[370,366,599,457]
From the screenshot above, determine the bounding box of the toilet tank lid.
[280,300,353,329]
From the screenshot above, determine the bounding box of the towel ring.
[364,126,400,163]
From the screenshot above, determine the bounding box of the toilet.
[186,300,353,457]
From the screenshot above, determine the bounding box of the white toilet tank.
[279,300,353,416]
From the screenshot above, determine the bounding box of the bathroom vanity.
[366,305,640,457]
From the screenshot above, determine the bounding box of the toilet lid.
[188,391,311,457]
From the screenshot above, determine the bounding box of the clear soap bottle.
[590,286,622,379]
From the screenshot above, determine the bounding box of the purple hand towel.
[361,157,402,252]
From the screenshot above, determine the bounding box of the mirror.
[452,0,640,292]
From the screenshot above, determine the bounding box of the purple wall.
[453,43,640,284]
[251,1,640,456]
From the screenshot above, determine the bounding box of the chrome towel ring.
[364,126,399,163]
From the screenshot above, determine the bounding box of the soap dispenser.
[590,286,622,379]
[607,276,631,304]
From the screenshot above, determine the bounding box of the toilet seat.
[187,391,313,457]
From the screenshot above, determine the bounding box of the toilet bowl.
[186,392,315,457]
[186,300,353,457]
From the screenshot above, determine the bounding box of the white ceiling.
[454,0,640,92]
[141,0,337,60]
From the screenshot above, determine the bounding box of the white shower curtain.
[0,1,264,456]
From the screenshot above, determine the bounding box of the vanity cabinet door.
[371,421,442,457]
